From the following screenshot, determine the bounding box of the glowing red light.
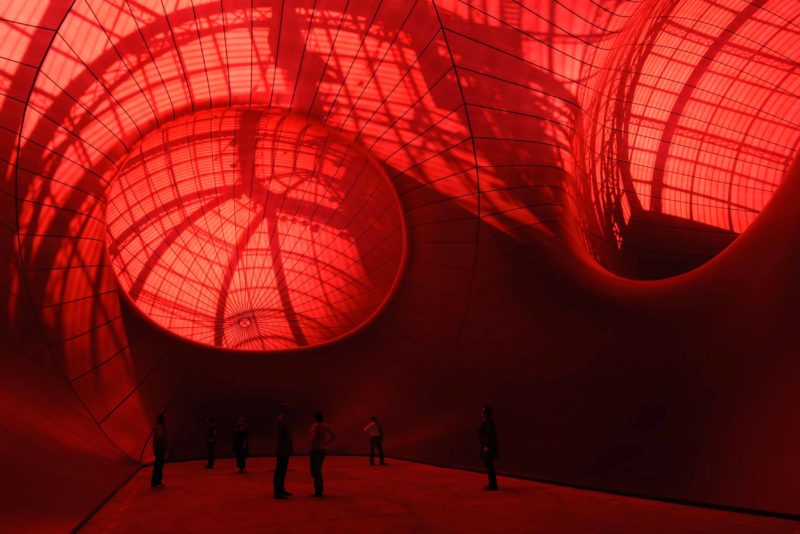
[105,109,406,351]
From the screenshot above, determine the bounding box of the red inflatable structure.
[1,0,799,530]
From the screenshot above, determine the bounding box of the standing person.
[308,412,335,497]
[205,416,218,469]
[233,416,249,474]
[274,403,293,499]
[151,413,167,489]
[363,416,386,466]
[479,405,499,491]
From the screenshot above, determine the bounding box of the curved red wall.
[2,1,800,530]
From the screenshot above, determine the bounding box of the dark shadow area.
[614,211,738,279]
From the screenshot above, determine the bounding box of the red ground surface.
[81,457,799,533]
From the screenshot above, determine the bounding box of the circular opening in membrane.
[574,0,800,279]
[105,108,407,352]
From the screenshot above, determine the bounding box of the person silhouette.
[233,416,249,474]
[363,416,386,466]
[479,405,499,491]
[151,413,167,489]
[274,403,293,499]
[308,411,335,497]
[205,416,218,469]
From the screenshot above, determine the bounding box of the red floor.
[81,457,798,533]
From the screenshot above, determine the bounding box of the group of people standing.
[271,403,338,498]
[201,416,249,472]
[197,405,340,497]
[151,404,498,495]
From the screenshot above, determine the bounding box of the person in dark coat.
[233,416,249,474]
[363,416,386,466]
[479,405,498,491]
[151,413,167,488]
[274,403,293,499]
[205,416,218,469]
[309,412,335,497]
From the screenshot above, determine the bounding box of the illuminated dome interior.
[106,109,405,351]
[3,0,800,531]
[575,0,800,278]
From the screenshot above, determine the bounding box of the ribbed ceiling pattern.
[1,0,797,478]
[106,108,406,351]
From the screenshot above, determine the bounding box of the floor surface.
[81,457,799,533]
